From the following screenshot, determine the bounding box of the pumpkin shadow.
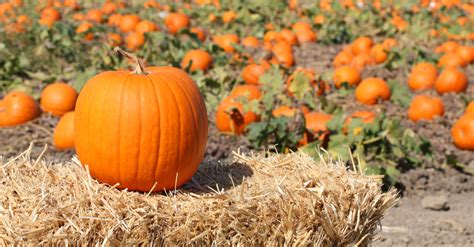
[181,159,254,194]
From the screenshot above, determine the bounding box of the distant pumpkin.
[40,82,78,117]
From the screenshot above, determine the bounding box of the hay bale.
[0,147,397,246]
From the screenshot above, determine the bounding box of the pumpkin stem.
[114,47,148,75]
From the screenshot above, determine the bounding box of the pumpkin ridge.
[116,73,131,186]
[146,75,161,186]
[171,70,201,177]
[155,71,182,188]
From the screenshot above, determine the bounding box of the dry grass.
[0,145,397,246]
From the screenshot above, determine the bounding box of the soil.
[1,42,473,245]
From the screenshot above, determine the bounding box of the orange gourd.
[355,78,391,105]
[241,63,268,85]
[125,32,145,51]
[86,9,103,23]
[181,49,213,72]
[215,97,259,135]
[333,66,361,88]
[465,102,474,115]
[242,36,260,48]
[408,95,445,122]
[165,13,190,34]
[407,62,438,91]
[437,53,466,68]
[134,20,158,34]
[119,15,140,33]
[75,48,208,192]
[213,34,239,52]
[40,82,78,117]
[434,68,468,94]
[451,114,474,150]
[0,91,40,127]
[352,36,373,55]
[53,111,75,150]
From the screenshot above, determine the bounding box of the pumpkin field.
[0,0,473,245]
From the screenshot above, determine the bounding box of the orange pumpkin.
[465,101,474,115]
[215,97,259,135]
[241,63,268,85]
[40,82,78,117]
[242,36,260,48]
[333,65,361,88]
[451,114,474,150]
[343,111,376,134]
[86,9,103,23]
[408,95,445,122]
[355,78,391,105]
[352,36,373,55]
[165,13,190,34]
[435,41,459,53]
[300,112,332,146]
[230,85,262,100]
[437,53,466,68]
[75,22,94,41]
[295,28,317,43]
[0,91,40,127]
[190,27,206,41]
[108,13,122,27]
[75,48,208,192]
[118,15,140,33]
[125,32,145,51]
[277,29,298,46]
[134,20,158,34]
[454,46,474,65]
[101,2,118,14]
[53,111,75,150]
[222,11,236,23]
[333,50,353,67]
[213,34,240,52]
[434,68,468,94]
[107,33,122,46]
[369,44,388,64]
[181,49,213,72]
[407,62,438,91]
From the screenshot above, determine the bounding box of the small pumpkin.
[408,95,445,122]
[241,63,269,85]
[213,34,240,52]
[190,27,206,41]
[222,11,236,23]
[53,111,75,150]
[451,114,474,151]
[75,48,208,192]
[40,82,78,117]
[434,67,468,94]
[0,91,40,127]
[295,28,317,43]
[86,9,103,23]
[165,12,190,34]
[333,50,353,67]
[242,36,260,48]
[230,85,262,100]
[437,53,466,68]
[181,49,213,72]
[351,36,373,55]
[277,29,298,46]
[369,44,388,64]
[333,65,361,88]
[134,20,158,34]
[407,62,438,91]
[215,97,259,135]
[101,2,118,14]
[118,14,141,33]
[343,111,376,134]
[465,101,474,115]
[355,77,391,105]
[125,32,145,51]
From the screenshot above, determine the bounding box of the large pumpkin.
[75,48,208,192]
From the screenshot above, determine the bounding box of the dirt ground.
[1,42,473,245]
